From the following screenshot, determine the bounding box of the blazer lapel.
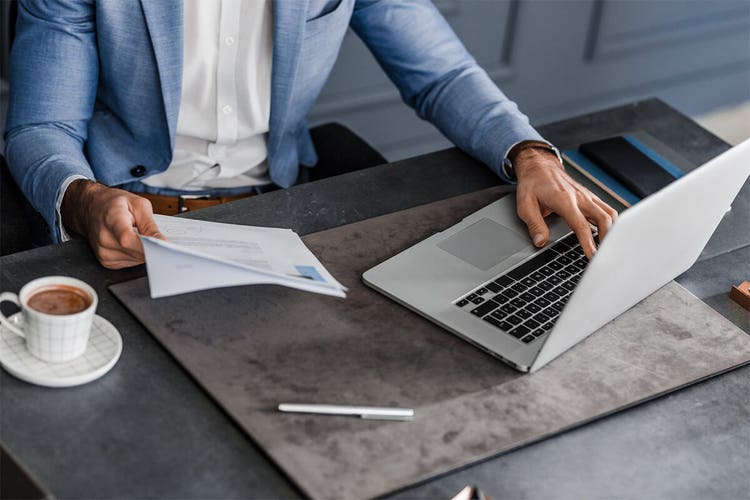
[140,0,183,147]
[268,0,309,152]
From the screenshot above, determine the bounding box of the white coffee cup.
[0,276,98,363]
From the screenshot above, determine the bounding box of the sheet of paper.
[140,215,346,299]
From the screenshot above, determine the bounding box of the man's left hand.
[513,147,618,259]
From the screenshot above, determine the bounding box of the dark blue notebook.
[563,135,684,207]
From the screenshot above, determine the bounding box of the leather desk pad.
[110,187,750,499]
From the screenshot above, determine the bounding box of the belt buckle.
[178,194,212,213]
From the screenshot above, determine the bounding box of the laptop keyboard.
[454,233,591,345]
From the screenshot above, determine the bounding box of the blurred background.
[2,0,749,155]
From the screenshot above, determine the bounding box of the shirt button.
[222,105,233,115]
[224,36,235,46]
[130,165,147,177]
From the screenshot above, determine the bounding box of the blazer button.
[130,165,147,177]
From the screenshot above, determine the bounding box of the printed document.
[140,215,347,299]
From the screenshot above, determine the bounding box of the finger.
[130,198,165,240]
[592,196,619,222]
[100,258,146,270]
[109,214,146,259]
[555,201,597,258]
[580,199,614,242]
[517,195,550,247]
[94,245,144,269]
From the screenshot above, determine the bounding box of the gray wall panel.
[309,0,750,161]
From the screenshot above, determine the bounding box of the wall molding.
[585,0,750,60]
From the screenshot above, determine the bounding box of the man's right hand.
[61,180,165,269]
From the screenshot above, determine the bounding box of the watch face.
[502,157,516,180]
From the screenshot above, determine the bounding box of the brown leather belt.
[137,191,257,215]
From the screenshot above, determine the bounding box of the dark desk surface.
[1,99,748,499]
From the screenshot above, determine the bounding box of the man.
[5,0,617,269]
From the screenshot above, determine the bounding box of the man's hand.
[513,147,618,259]
[61,180,164,269]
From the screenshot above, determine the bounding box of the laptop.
[363,139,750,372]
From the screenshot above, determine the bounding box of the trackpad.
[437,218,529,271]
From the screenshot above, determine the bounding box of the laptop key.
[471,301,499,316]
[501,288,519,299]
[543,307,560,318]
[520,277,536,288]
[562,233,579,246]
[535,311,550,322]
[519,292,535,302]
[552,239,572,252]
[471,297,485,305]
[511,282,528,293]
[557,256,573,265]
[538,281,554,291]
[539,266,554,276]
[548,261,564,271]
[494,275,514,287]
[521,335,535,343]
[556,270,571,280]
[543,291,560,302]
[530,271,546,282]
[552,301,565,312]
[536,297,551,308]
[548,275,563,285]
[466,293,477,300]
[476,287,488,295]
[528,286,544,297]
[507,315,523,326]
[570,275,581,283]
[564,265,579,275]
[484,315,512,331]
[541,321,555,330]
[492,294,509,305]
[500,304,516,315]
[531,328,546,337]
[553,286,568,297]
[517,310,532,320]
[525,318,541,329]
[509,325,530,338]
[562,281,576,291]
[527,303,542,313]
[510,298,526,309]
[486,281,503,293]
[456,299,469,307]
[491,309,507,320]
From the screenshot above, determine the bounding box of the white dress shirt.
[142,0,274,190]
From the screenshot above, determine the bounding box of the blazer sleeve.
[4,0,98,243]
[350,0,546,181]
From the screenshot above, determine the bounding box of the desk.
[1,99,748,499]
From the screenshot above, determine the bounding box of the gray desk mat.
[110,187,750,500]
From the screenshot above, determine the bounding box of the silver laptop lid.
[531,139,750,371]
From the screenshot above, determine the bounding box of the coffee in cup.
[0,276,98,363]
[27,285,93,315]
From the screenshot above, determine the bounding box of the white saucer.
[0,313,122,388]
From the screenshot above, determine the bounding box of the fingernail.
[533,234,544,246]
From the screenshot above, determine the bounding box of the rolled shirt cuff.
[55,174,91,242]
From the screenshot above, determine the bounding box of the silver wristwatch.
[501,142,563,181]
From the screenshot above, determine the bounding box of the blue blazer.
[5,0,544,242]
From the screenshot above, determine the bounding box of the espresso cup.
[0,276,98,363]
